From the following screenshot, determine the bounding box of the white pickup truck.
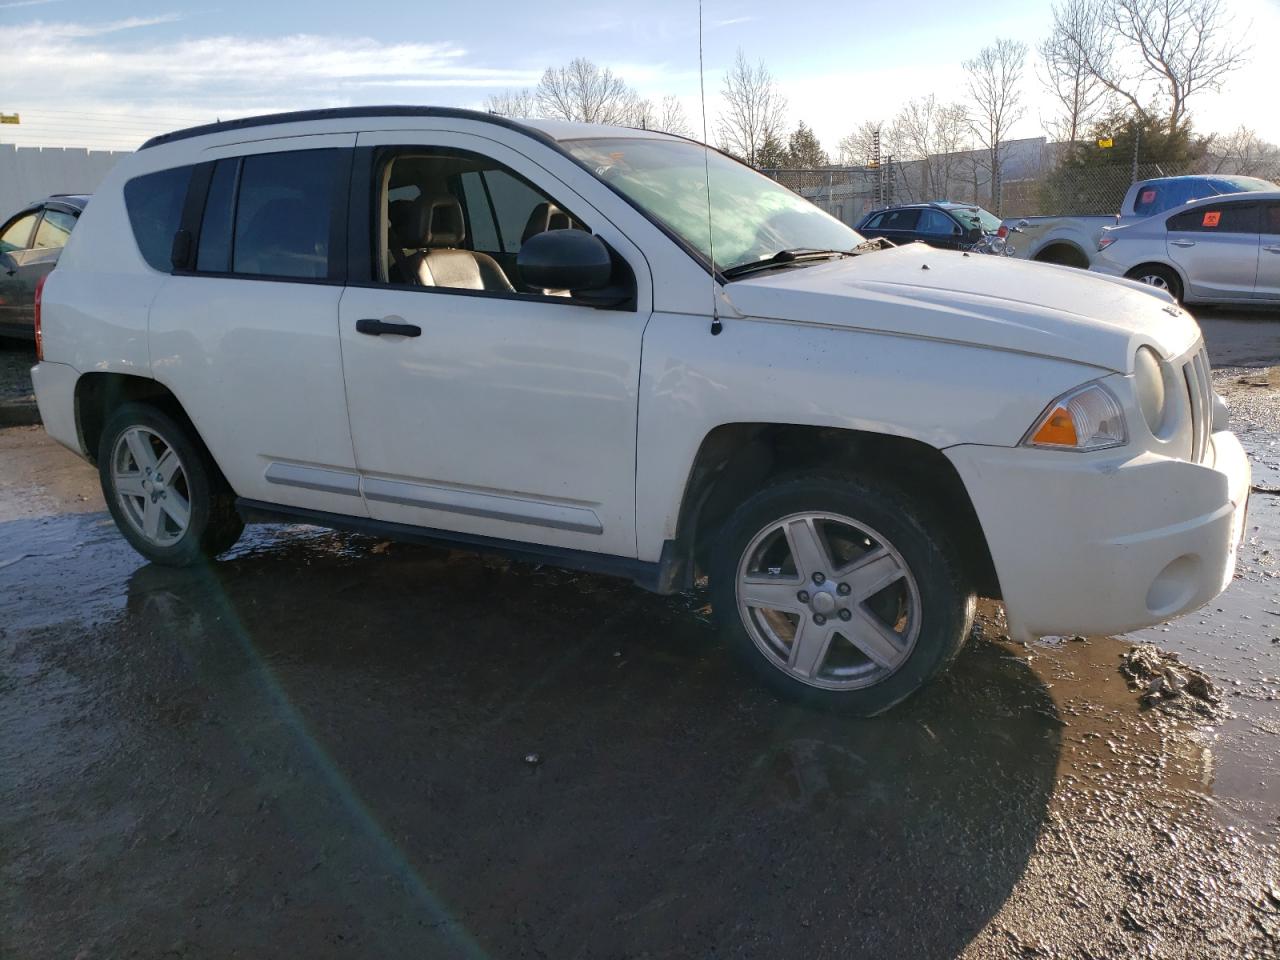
[1001,174,1275,268]
[30,108,1251,714]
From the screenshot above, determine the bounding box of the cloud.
[0,0,62,8]
[0,19,542,109]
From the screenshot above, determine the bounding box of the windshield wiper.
[721,247,854,279]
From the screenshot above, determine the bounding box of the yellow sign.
[0,113,19,125]
[1097,137,1114,149]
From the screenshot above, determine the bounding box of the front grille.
[1182,347,1213,462]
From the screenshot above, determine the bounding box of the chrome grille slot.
[1182,347,1212,463]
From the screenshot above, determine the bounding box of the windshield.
[562,137,864,275]
[944,205,1002,233]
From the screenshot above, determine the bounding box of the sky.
[1,0,1278,155]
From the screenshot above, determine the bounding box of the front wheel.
[710,475,975,715]
[98,402,244,565]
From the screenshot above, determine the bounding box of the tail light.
[34,273,47,361]
[996,224,1008,239]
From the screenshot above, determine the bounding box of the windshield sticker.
[1202,210,1221,227]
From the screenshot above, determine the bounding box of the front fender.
[634,312,1106,562]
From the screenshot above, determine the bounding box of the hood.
[721,243,1201,373]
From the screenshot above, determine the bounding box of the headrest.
[390,193,466,248]
[521,201,576,243]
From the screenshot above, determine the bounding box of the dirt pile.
[1120,643,1228,722]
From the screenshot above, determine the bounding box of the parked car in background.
[1000,175,1275,269]
[31,107,1250,715]
[0,194,88,339]
[856,202,1004,253]
[1091,191,1280,304]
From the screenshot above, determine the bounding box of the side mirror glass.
[517,230,612,292]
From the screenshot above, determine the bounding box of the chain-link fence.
[765,156,1280,224]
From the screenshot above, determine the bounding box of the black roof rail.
[139,105,559,151]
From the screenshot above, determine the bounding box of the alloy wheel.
[110,426,192,547]
[735,512,921,691]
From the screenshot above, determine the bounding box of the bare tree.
[657,95,693,138]
[628,94,694,136]
[1039,0,1111,142]
[837,120,884,166]
[965,38,1028,211]
[716,49,788,166]
[483,88,536,119]
[1204,125,1280,175]
[535,58,638,124]
[1055,0,1249,135]
[889,96,971,201]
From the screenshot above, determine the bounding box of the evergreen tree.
[784,122,829,168]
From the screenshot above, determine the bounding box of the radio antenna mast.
[697,0,722,335]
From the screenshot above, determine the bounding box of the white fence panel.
[0,144,130,217]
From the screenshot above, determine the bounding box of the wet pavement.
[2,317,1280,958]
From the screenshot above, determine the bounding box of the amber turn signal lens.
[1030,406,1078,446]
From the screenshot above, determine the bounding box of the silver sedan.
[1090,190,1280,305]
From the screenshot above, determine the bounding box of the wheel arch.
[669,422,1001,600]
[74,373,226,483]
[1032,241,1091,269]
[1123,260,1187,298]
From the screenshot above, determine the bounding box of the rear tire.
[1126,263,1183,302]
[98,402,243,566]
[710,474,975,716]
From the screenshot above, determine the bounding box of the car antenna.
[697,0,722,335]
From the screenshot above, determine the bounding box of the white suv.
[31,107,1251,714]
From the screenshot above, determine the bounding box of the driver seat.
[395,194,513,292]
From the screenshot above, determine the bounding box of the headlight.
[1021,382,1127,451]
[1133,345,1174,436]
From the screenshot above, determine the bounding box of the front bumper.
[946,431,1250,641]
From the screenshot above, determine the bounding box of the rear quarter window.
[124,166,193,271]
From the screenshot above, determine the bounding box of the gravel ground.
[0,337,35,401]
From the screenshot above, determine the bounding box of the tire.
[710,474,975,716]
[98,402,243,565]
[1126,263,1183,302]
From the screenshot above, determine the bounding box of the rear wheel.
[1126,263,1183,302]
[98,403,243,565]
[710,475,975,715]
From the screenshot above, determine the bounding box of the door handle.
[356,317,421,337]
[1170,238,1196,247]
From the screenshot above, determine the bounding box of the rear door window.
[232,150,341,279]
[1167,202,1260,234]
[32,209,76,250]
[196,158,237,273]
[124,166,193,271]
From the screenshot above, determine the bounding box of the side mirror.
[0,251,16,276]
[1014,219,1029,233]
[517,230,629,306]
[964,226,982,242]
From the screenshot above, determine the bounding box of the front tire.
[98,402,243,565]
[710,475,975,715]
